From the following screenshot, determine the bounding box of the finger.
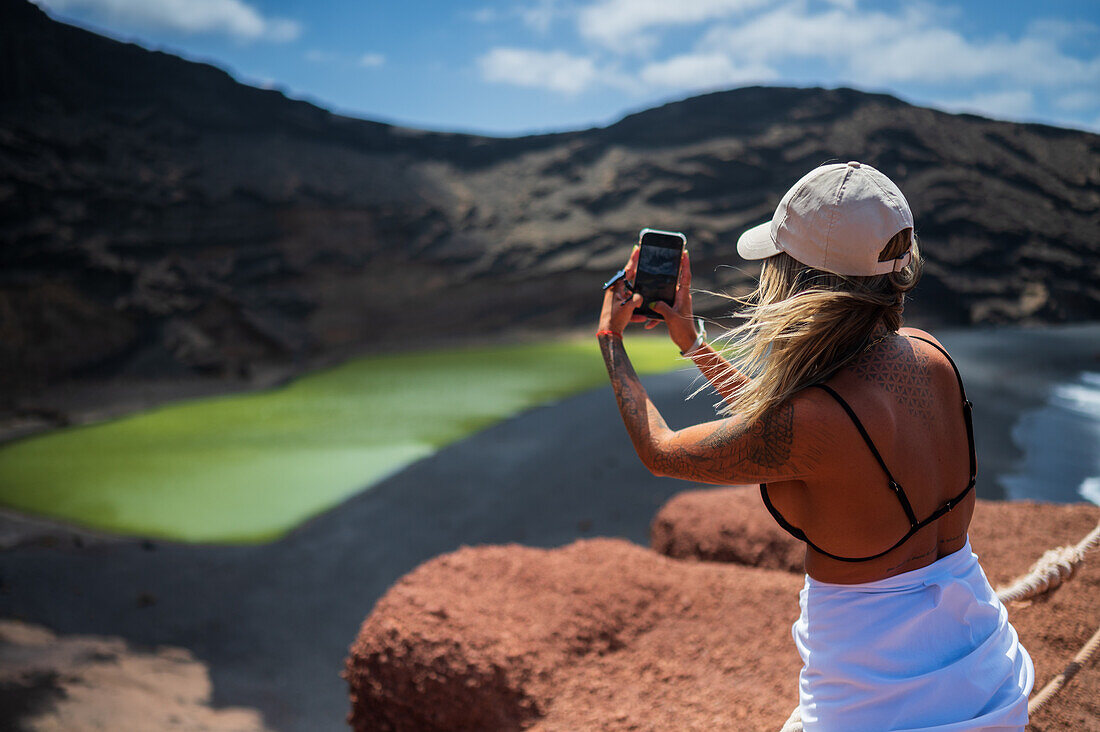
[652,301,676,319]
[625,244,640,279]
[675,249,692,307]
[616,287,639,309]
[644,318,660,330]
[677,248,691,290]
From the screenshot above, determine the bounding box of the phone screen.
[633,229,685,319]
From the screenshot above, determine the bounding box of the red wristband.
[596,329,622,339]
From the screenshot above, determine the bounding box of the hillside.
[2,0,1098,407]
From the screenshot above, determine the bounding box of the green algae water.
[0,337,683,544]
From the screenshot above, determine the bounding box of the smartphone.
[632,228,686,319]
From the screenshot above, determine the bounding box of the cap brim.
[736,221,781,261]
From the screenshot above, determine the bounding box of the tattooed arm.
[598,333,830,484]
[598,245,832,484]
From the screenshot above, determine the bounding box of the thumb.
[652,301,674,317]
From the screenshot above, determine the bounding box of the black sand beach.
[0,323,1097,731]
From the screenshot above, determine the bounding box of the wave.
[999,371,1100,505]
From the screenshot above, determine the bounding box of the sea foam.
[999,371,1100,506]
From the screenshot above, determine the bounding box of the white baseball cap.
[737,161,914,277]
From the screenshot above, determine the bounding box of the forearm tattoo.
[851,336,933,420]
[601,334,810,483]
[600,334,669,452]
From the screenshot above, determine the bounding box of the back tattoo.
[851,336,934,421]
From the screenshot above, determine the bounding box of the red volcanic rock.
[650,485,804,572]
[651,488,1100,729]
[346,538,803,731]
[347,499,1099,731]
[969,501,1100,732]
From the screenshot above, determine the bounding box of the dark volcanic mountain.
[2,0,1098,405]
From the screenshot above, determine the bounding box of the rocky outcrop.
[345,538,802,731]
[0,619,271,731]
[2,0,1099,407]
[650,485,1100,578]
[650,484,805,571]
[346,497,1100,731]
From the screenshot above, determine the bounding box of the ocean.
[1001,370,1100,505]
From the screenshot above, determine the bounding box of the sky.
[32,0,1100,136]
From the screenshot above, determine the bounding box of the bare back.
[763,328,975,584]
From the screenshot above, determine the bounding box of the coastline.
[0,322,1097,549]
[931,323,1100,503]
[0,325,594,447]
[1,324,1098,729]
[6,321,1097,449]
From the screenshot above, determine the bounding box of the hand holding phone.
[632,229,686,319]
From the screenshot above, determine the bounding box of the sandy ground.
[0,619,272,731]
[0,323,1098,730]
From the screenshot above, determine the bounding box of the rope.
[779,707,801,732]
[778,519,1100,731]
[1028,623,1100,716]
[995,521,1100,603]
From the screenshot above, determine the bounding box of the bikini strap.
[904,335,968,403]
[760,483,921,563]
[758,336,978,563]
[810,382,919,527]
[904,334,977,486]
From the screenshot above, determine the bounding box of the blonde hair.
[708,229,922,425]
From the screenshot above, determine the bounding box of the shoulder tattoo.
[851,337,934,421]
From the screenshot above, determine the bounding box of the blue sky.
[34,0,1100,135]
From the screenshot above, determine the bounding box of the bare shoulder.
[898,327,960,373]
[783,385,853,467]
[788,383,847,423]
[899,326,945,350]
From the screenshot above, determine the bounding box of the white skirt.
[793,538,1034,731]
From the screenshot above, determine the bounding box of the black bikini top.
[759,334,976,563]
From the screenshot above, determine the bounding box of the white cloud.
[359,53,385,68]
[304,49,335,63]
[469,2,569,33]
[639,53,776,89]
[853,30,1100,87]
[520,0,568,33]
[1055,90,1100,112]
[697,4,1100,89]
[700,6,911,67]
[37,0,301,42]
[1024,17,1098,44]
[478,47,600,94]
[471,0,1098,127]
[578,0,769,52]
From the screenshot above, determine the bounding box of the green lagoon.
[0,337,684,544]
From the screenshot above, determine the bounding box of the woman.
[596,161,1034,730]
